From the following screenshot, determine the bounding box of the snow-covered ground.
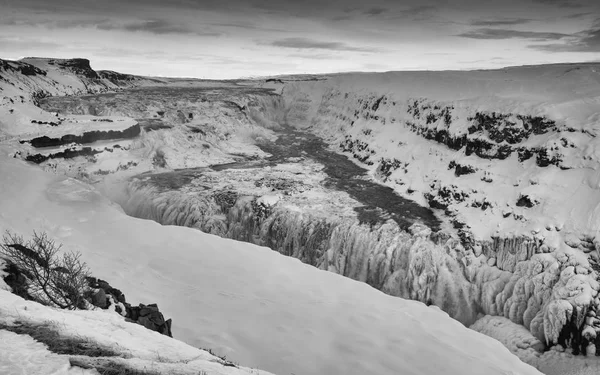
[0,291,273,375]
[2,57,599,374]
[0,156,543,375]
[280,64,600,249]
[471,315,600,375]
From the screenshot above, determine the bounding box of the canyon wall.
[10,61,600,358]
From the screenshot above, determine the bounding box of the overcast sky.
[1,0,599,78]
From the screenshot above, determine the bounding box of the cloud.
[398,5,437,21]
[286,52,340,60]
[532,0,583,8]
[457,28,570,40]
[205,21,287,33]
[1,16,221,37]
[529,28,600,52]
[101,19,221,36]
[563,12,593,19]
[332,4,437,22]
[363,7,388,16]
[269,37,381,52]
[0,36,62,49]
[470,18,532,26]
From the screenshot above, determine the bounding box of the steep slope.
[0,156,543,375]
[276,64,600,358]
[0,57,592,374]
[0,290,271,375]
[30,62,600,368]
[0,57,161,136]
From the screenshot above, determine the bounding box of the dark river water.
[214,126,441,231]
[40,87,441,231]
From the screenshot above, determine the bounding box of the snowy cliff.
[0,57,161,136]
[275,65,600,356]
[0,156,544,375]
[1,57,596,374]
[104,70,600,362]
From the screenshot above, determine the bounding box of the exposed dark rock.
[518,148,534,162]
[19,64,46,76]
[91,289,108,309]
[0,59,46,77]
[213,191,239,211]
[404,102,563,166]
[26,147,103,164]
[536,148,562,167]
[1,260,34,301]
[516,194,538,208]
[27,124,140,148]
[376,158,404,180]
[97,70,140,86]
[448,161,476,176]
[134,304,173,337]
[557,314,585,356]
[31,119,60,126]
[372,96,385,111]
[252,199,273,221]
[265,78,284,84]
[425,184,469,210]
[55,58,99,79]
[465,138,512,160]
[467,112,556,145]
[339,135,375,165]
[86,277,172,337]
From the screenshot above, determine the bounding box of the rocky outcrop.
[1,260,34,301]
[48,58,99,79]
[87,277,173,337]
[98,70,159,87]
[25,124,140,148]
[1,57,159,104]
[1,260,173,337]
[26,147,104,164]
[0,60,47,78]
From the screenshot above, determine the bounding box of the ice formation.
[101,68,600,358]
[3,57,600,372]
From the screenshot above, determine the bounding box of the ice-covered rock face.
[273,69,600,357]
[107,68,600,359]
[4,59,600,366]
[116,176,600,356]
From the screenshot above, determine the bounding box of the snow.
[279,64,600,246]
[256,194,281,207]
[0,258,10,291]
[0,330,95,375]
[0,292,271,375]
[23,115,138,139]
[472,315,600,375]
[0,157,542,375]
[4,58,599,374]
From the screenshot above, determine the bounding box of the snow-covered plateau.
[1,57,599,374]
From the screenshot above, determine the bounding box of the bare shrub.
[0,231,91,309]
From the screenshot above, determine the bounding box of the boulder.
[1,261,33,300]
[91,289,108,309]
[131,303,173,337]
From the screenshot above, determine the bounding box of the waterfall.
[112,178,600,355]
